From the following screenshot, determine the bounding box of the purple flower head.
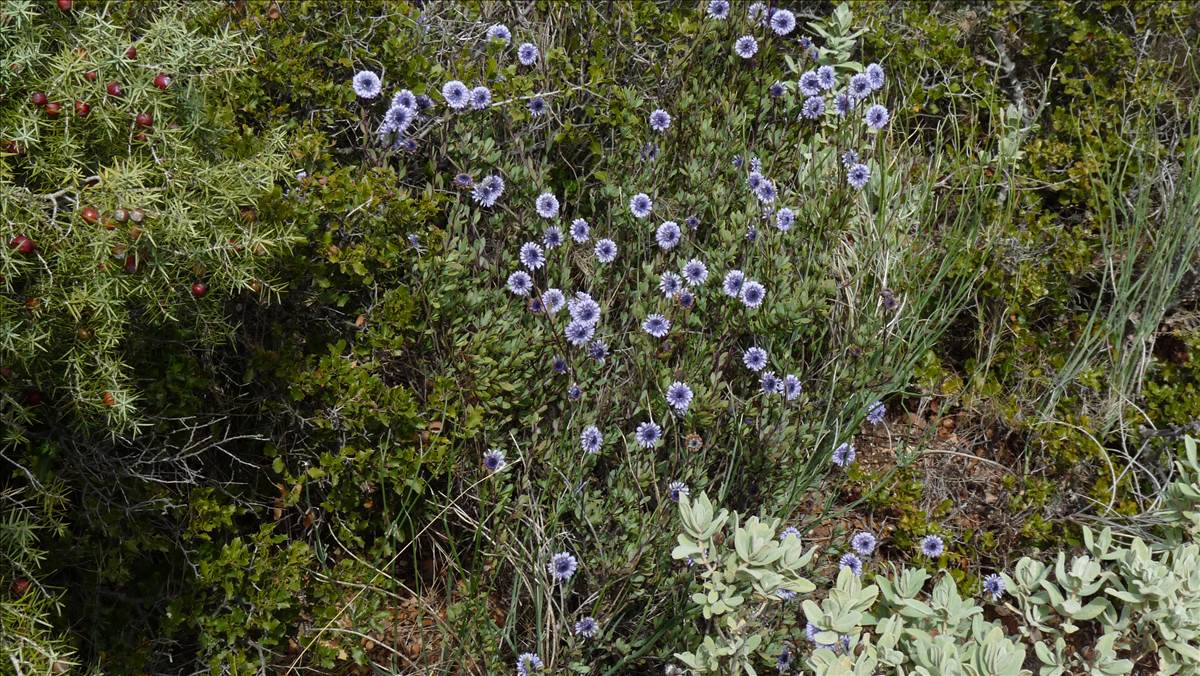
[391,89,417,109]
[816,65,837,90]
[642,313,670,338]
[734,35,758,59]
[748,2,768,24]
[865,103,890,130]
[682,259,708,286]
[629,193,653,219]
[866,62,885,90]
[588,340,608,362]
[755,180,777,204]
[678,291,695,309]
[581,425,603,454]
[415,94,434,110]
[595,238,617,263]
[567,383,582,401]
[743,346,768,372]
[732,154,744,169]
[574,616,599,639]
[847,163,871,189]
[685,215,700,230]
[568,295,601,324]
[777,589,797,601]
[507,271,532,296]
[570,218,590,242]
[769,81,786,98]
[834,92,855,116]
[542,288,565,314]
[839,553,863,576]
[780,526,801,541]
[802,96,825,120]
[656,221,682,250]
[518,42,539,65]
[635,421,662,448]
[382,104,415,134]
[543,226,563,249]
[486,23,511,43]
[747,171,764,191]
[516,652,543,676]
[660,272,683,298]
[851,531,877,556]
[770,8,796,35]
[760,371,781,394]
[667,480,689,502]
[849,73,872,100]
[777,649,793,671]
[454,173,473,188]
[352,70,381,98]
[842,150,859,167]
[776,207,795,231]
[666,381,694,414]
[784,374,801,401]
[831,442,856,467]
[707,0,729,19]
[649,109,672,132]
[528,96,547,116]
[552,356,568,374]
[483,448,506,471]
[920,534,945,558]
[535,192,559,218]
[472,174,505,207]
[520,242,545,270]
[983,573,1006,601]
[740,280,766,308]
[549,551,578,581]
[746,226,759,243]
[722,270,746,297]
[799,71,822,96]
[469,85,492,109]
[565,320,595,346]
[866,400,886,425]
[881,288,898,310]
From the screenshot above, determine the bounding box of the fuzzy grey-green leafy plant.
[671,492,815,674]
[672,436,1200,675]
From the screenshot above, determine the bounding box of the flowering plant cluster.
[412,2,1012,671]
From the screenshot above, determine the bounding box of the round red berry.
[74,100,90,117]
[135,112,153,127]
[85,70,98,82]
[10,578,30,598]
[154,73,171,90]
[106,81,124,97]
[44,102,62,117]
[125,46,137,60]
[9,235,35,254]
[57,0,72,10]
[191,281,209,298]
[81,206,100,224]
[31,91,48,106]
